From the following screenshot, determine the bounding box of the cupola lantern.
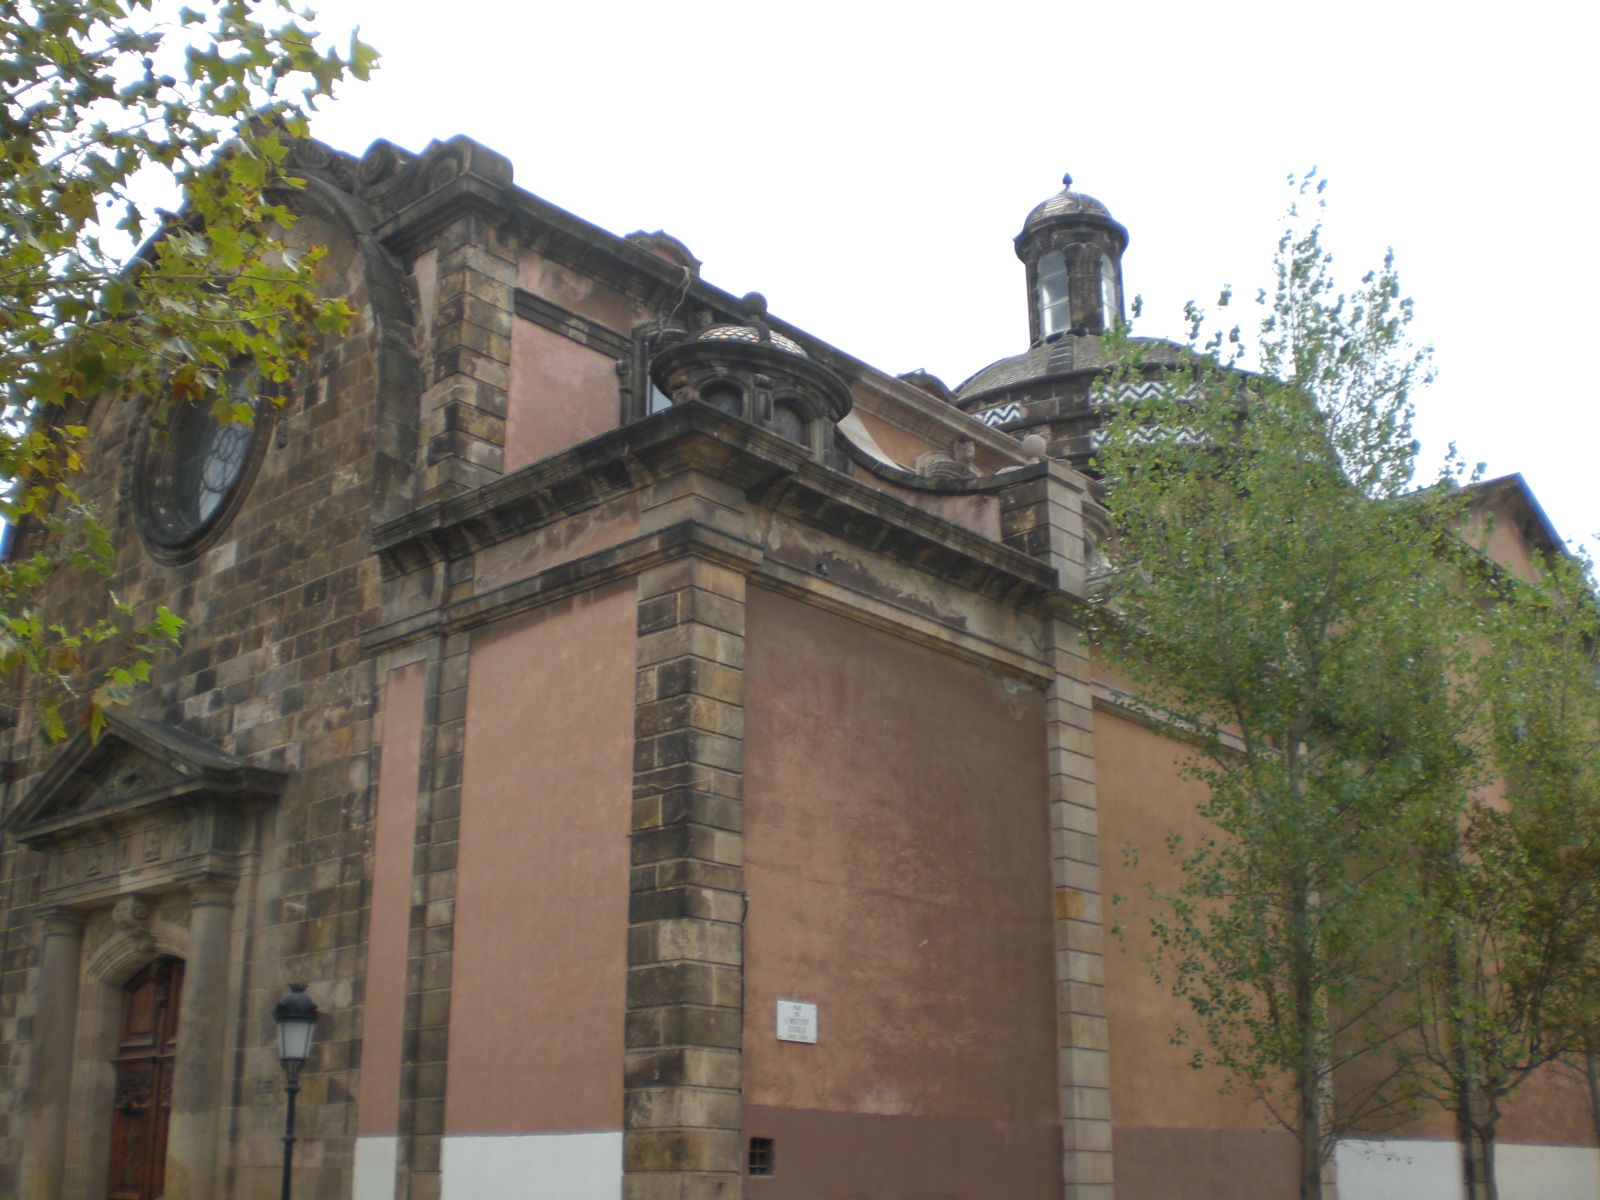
[1015,172,1129,344]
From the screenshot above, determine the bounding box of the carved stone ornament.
[915,437,979,481]
[111,895,155,958]
[349,134,514,219]
[4,711,285,904]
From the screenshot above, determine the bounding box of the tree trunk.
[1580,1056,1600,1196]
[1458,1081,1502,1200]
[1462,1118,1500,1200]
[1586,1055,1600,1162]
[1457,1096,1489,1200]
[1300,1064,1325,1200]
[1294,927,1330,1200]
[1290,744,1328,1200]
[1446,842,1490,1200]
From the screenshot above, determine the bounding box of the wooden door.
[107,957,183,1200]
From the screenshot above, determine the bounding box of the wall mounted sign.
[776,1000,818,1044]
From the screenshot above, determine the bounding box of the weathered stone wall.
[0,182,419,1199]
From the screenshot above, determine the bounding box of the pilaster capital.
[35,904,86,938]
[187,877,238,909]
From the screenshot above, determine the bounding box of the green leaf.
[0,0,375,734]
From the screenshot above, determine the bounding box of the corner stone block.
[624,1128,741,1174]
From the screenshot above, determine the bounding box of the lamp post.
[273,983,319,1200]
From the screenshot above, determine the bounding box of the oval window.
[136,366,264,560]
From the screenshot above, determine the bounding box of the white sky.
[302,0,1597,555]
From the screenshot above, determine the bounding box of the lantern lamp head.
[273,983,319,1071]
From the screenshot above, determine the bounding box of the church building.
[0,135,1591,1200]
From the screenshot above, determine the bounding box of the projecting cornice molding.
[369,403,1061,608]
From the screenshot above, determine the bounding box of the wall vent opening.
[748,1136,775,1176]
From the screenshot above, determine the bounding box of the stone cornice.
[366,407,1079,654]
[371,404,1060,600]
[362,521,761,654]
[513,288,632,359]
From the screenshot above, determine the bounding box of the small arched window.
[1037,251,1070,337]
[700,381,743,417]
[1099,254,1118,330]
[772,401,809,447]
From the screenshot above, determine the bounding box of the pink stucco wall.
[357,662,426,1138]
[446,584,635,1133]
[741,587,1060,1197]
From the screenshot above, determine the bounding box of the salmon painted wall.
[851,410,938,469]
[1095,674,1596,1197]
[505,319,625,471]
[741,587,1060,1198]
[446,583,635,1136]
[1093,698,1300,1195]
[518,249,640,332]
[352,662,426,1197]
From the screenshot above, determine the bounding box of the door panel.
[107,958,183,1200]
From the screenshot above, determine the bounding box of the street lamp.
[273,983,319,1200]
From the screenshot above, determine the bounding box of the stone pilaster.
[625,551,749,1200]
[1002,462,1113,1199]
[420,216,515,502]
[165,878,235,1200]
[18,905,83,1200]
[1045,614,1112,1199]
[397,635,468,1200]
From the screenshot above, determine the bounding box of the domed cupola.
[649,294,852,465]
[953,173,1185,473]
[1016,172,1128,344]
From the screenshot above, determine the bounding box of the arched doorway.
[107,956,184,1200]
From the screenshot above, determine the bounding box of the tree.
[1092,180,1480,1200]
[1405,547,1600,1200]
[0,0,375,739]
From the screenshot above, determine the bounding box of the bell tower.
[1015,172,1129,344]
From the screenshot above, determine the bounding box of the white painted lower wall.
[1336,1138,1600,1200]
[1497,1143,1600,1200]
[439,1131,622,1200]
[352,1136,399,1200]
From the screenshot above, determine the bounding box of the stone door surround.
[5,713,284,1200]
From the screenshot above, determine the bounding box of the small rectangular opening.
[748,1136,775,1176]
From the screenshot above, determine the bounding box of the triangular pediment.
[5,712,285,847]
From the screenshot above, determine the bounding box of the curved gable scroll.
[4,712,285,905]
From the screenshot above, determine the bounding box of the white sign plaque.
[775,999,818,1044]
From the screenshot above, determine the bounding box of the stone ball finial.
[1020,432,1048,462]
[740,292,769,319]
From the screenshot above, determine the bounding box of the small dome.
[1020,172,1116,238]
[697,324,809,358]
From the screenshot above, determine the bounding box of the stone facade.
[0,136,1591,1200]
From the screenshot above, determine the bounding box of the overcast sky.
[301,0,1596,555]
